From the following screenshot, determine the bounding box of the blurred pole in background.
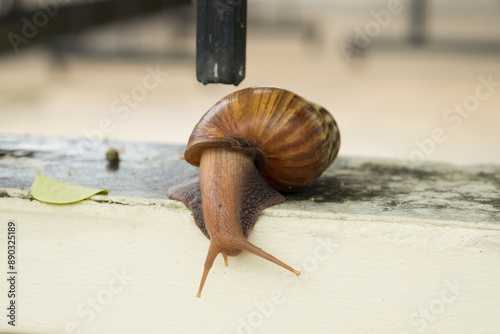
[409,0,426,45]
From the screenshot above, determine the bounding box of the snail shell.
[184,86,340,192]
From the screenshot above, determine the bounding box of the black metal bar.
[196,0,246,85]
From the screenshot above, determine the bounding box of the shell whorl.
[184,87,340,192]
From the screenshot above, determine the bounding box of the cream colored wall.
[1,190,499,333]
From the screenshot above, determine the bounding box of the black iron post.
[196,0,247,85]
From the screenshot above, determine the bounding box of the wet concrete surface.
[1,134,499,224]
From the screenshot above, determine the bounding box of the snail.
[168,86,340,297]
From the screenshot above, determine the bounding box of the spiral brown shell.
[184,86,340,192]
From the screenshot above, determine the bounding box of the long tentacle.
[237,238,300,276]
[197,242,221,298]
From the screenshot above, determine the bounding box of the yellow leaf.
[30,170,108,204]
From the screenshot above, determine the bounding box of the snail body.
[168,87,340,297]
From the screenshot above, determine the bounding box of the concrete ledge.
[1,135,500,333]
[1,134,499,224]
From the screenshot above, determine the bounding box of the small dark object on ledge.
[106,148,120,171]
[106,148,120,163]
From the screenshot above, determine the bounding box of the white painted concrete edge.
[0,189,499,334]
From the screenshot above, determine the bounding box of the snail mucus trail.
[168,86,340,298]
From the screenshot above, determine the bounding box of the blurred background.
[1,0,499,166]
